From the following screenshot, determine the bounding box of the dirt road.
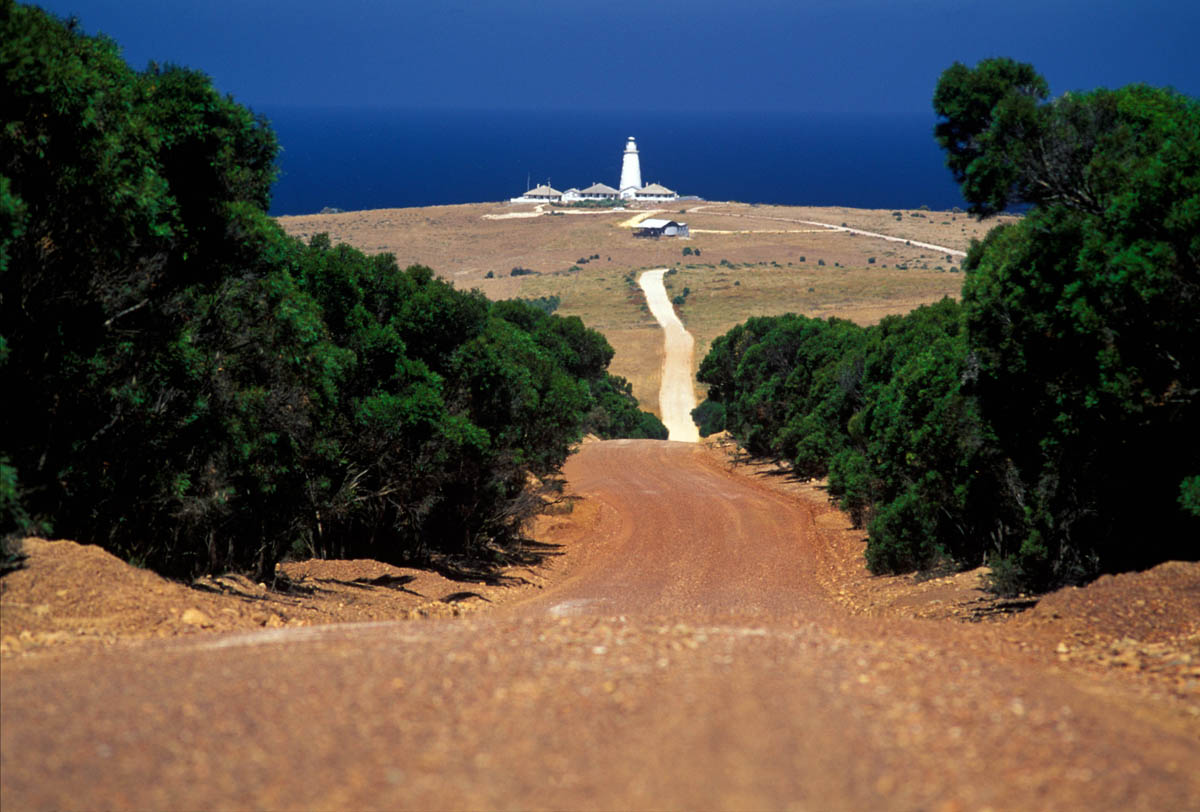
[639,269,701,442]
[682,204,968,256]
[2,441,1197,810]
[794,218,967,257]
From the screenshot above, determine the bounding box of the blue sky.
[28,0,1200,114]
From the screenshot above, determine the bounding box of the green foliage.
[698,63,1198,594]
[0,5,649,581]
[1,456,34,574]
[518,295,560,314]
[699,66,1199,593]
[939,64,1200,590]
[690,400,725,437]
[933,57,1049,216]
[586,375,668,440]
[696,313,867,462]
[700,61,1195,590]
[696,300,989,576]
[1179,477,1200,518]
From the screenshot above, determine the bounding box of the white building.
[580,182,619,200]
[634,182,679,202]
[509,183,562,203]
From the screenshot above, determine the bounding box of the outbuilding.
[633,218,690,238]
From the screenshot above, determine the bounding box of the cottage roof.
[636,219,677,229]
[526,184,562,196]
[581,182,619,194]
[637,183,676,195]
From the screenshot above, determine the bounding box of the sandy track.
[684,203,967,256]
[795,219,967,257]
[483,204,625,220]
[639,269,701,442]
[3,441,1197,811]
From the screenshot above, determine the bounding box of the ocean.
[262,108,967,217]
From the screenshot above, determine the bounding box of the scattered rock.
[181,608,213,628]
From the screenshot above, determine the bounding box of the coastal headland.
[277,200,1013,416]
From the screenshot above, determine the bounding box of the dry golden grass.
[277,201,1008,413]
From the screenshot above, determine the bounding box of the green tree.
[932,57,1049,216]
[936,60,1200,591]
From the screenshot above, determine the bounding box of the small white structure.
[635,182,679,202]
[510,183,562,203]
[633,218,689,238]
[562,187,582,202]
[580,182,619,200]
[618,136,643,199]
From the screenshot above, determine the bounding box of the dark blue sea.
[262,108,967,216]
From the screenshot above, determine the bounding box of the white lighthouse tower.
[618,136,643,199]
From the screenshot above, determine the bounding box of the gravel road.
[2,441,1196,810]
[639,269,701,442]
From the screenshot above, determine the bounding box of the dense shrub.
[938,59,1200,591]
[519,295,561,314]
[690,400,726,437]
[695,59,1199,594]
[695,300,980,573]
[0,5,658,579]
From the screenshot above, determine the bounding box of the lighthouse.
[618,136,642,198]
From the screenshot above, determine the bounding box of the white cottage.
[634,182,679,202]
[510,184,563,203]
[580,182,619,200]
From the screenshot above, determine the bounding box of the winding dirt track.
[638,269,701,442]
[3,440,1197,810]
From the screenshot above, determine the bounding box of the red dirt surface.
[2,439,1198,810]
